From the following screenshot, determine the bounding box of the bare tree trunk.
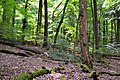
[79,0,93,68]
[110,20,113,43]
[74,13,80,49]
[43,0,48,47]
[54,0,69,45]
[116,12,120,42]
[106,20,108,44]
[90,0,95,52]
[12,0,16,28]
[2,0,7,27]
[93,0,99,49]
[22,0,28,43]
[37,0,42,34]
[1,0,7,36]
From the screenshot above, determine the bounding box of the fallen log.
[0,40,45,55]
[0,50,30,57]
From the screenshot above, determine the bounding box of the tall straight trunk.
[2,0,7,26]
[110,20,113,43]
[90,0,95,52]
[79,0,93,68]
[93,0,99,49]
[105,20,108,44]
[114,19,117,42]
[22,0,28,43]
[43,0,48,47]
[116,13,120,42]
[1,0,7,36]
[103,20,106,45]
[37,0,42,34]
[12,0,16,28]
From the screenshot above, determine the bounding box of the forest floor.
[0,43,120,80]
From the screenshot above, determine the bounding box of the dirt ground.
[0,44,120,80]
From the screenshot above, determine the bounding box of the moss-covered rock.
[32,67,53,78]
[15,72,32,80]
[87,70,99,80]
[80,64,90,73]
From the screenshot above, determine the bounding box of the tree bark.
[93,0,99,49]
[116,12,120,42]
[110,20,113,43]
[12,0,16,28]
[43,0,48,47]
[22,0,28,43]
[90,0,95,52]
[79,0,93,68]
[103,20,106,45]
[37,0,42,34]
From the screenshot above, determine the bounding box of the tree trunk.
[79,0,93,68]
[103,20,106,45]
[43,0,48,47]
[105,20,108,44]
[2,0,7,27]
[37,0,42,34]
[116,12,120,42]
[1,0,7,36]
[110,20,113,43]
[12,0,16,28]
[93,0,99,49]
[22,0,28,43]
[90,0,95,52]
[54,0,69,45]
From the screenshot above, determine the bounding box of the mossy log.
[80,64,90,73]
[81,64,120,80]
[15,66,65,80]
[87,71,99,80]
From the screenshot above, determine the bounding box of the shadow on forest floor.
[0,43,120,80]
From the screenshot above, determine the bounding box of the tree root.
[99,71,120,76]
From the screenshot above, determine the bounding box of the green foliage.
[48,48,81,62]
[59,76,67,80]
[32,67,53,78]
[0,0,119,52]
[87,70,99,80]
[96,43,120,55]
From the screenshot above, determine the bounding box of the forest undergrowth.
[0,42,120,80]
